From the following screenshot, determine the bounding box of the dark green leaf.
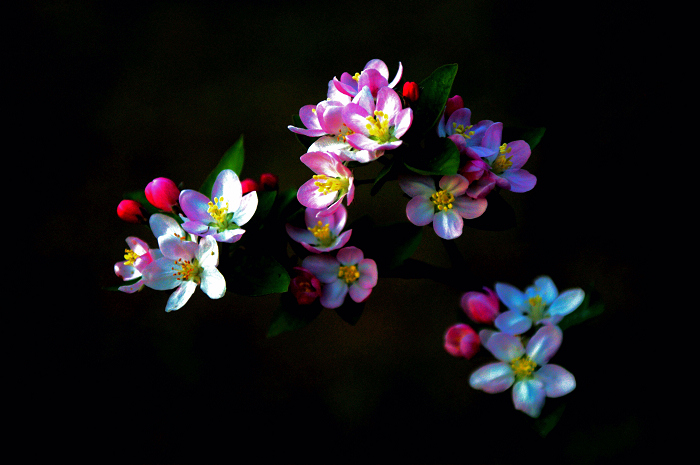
[222,247,290,296]
[267,293,323,337]
[533,402,566,437]
[199,135,245,198]
[409,63,458,137]
[403,136,460,176]
[558,288,605,330]
[245,190,277,231]
[370,157,398,196]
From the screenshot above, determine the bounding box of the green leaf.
[403,136,460,176]
[410,63,458,137]
[123,189,160,216]
[267,293,323,337]
[245,190,277,231]
[222,247,290,296]
[533,402,566,438]
[199,135,245,198]
[502,126,546,150]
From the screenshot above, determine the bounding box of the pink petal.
[406,196,436,226]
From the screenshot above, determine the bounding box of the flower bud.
[445,95,464,120]
[460,286,500,324]
[117,199,148,224]
[145,177,180,212]
[289,267,322,305]
[402,81,419,104]
[241,178,260,195]
[259,173,279,191]
[444,323,480,359]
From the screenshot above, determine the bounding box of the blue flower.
[469,325,576,418]
[494,276,584,335]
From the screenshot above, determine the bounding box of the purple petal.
[336,246,364,266]
[512,379,546,418]
[297,179,336,210]
[348,283,372,303]
[495,282,530,313]
[535,364,576,398]
[481,122,503,151]
[502,169,537,193]
[453,196,487,219]
[406,196,435,226]
[526,325,563,365]
[398,175,436,198]
[301,254,340,283]
[494,310,533,336]
[469,362,515,393]
[439,174,469,197]
[504,140,531,170]
[357,69,388,98]
[484,331,525,362]
[320,279,348,309]
[357,258,378,288]
[179,190,213,224]
[286,223,316,245]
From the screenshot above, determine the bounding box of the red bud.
[117,199,148,224]
[145,177,180,212]
[402,81,419,103]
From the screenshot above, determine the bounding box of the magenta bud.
[145,177,180,212]
[117,199,148,224]
[259,173,279,191]
[445,95,464,119]
[289,267,322,305]
[241,178,260,195]
[444,323,480,359]
[402,81,419,103]
[460,286,500,324]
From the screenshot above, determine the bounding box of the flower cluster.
[444,276,584,417]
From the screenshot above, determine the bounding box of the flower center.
[491,144,513,174]
[313,175,349,195]
[453,123,475,139]
[431,190,455,211]
[308,220,334,247]
[338,264,360,284]
[172,257,201,283]
[365,110,392,141]
[123,248,140,266]
[528,295,546,321]
[335,123,355,143]
[208,196,229,224]
[511,356,537,378]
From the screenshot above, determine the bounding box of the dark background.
[18,1,666,463]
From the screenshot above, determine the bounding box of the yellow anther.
[338,264,360,284]
[510,356,537,378]
[207,196,229,224]
[124,249,140,266]
[352,72,361,82]
[365,111,390,139]
[308,221,333,246]
[431,190,455,211]
[313,175,349,195]
[453,122,475,139]
[172,258,201,283]
[491,151,513,175]
[528,295,546,321]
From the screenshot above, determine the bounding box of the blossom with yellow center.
[285,205,353,254]
[298,151,355,216]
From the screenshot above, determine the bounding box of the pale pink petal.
[165,281,197,312]
[336,246,364,266]
[439,174,469,197]
[433,209,463,240]
[357,259,378,288]
[453,196,488,219]
[348,283,372,303]
[398,175,436,198]
[213,169,242,211]
[406,196,436,226]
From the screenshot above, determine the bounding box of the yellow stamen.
[207,196,229,224]
[352,72,361,82]
[308,220,333,247]
[338,265,360,284]
[313,175,349,195]
[171,258,201,283]
[365,110,390,140]
[453,122,475,139]
[431,190,455,211]
[492,144,513,174]
[511,356,537,378]
[528,295,546,321]
[124,249,140,266]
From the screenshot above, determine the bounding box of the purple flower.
[342,86,413,152]
[437,107,494,154]
[469,325,576,418]
[114,236,162,293]
[301,246,378,309]
[398,174,487,240]
[297,151,354,216]
[178,169,258,243]
[466,122,537,194]
[286,205,352,253]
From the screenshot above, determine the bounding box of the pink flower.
[301,246,378,309]
[461,287,501,324]
[398,174,488,240]
[145,177,180,212]
[286,205,352,253]
[114,236,162,293]
[117,199,147,224]
[289,267,322,305]
[297,151,354,216]
[437,107,494,155]
[342,86,413,152]
[332,59,403,99]
[444,323,480,359]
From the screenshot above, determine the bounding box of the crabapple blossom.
[145,177,180,212]
[114,236,162,293]
[494,276,585,335]
[437,107,494,155]
[461,286,500,324]
[444,323,480,359]
[301,246,378,309]
[179,169,258,243]
[143,214,226,312]
[469,325,576,418]
[332,59,403,99]
[286,205,352,253]
[289,267,322,305]
[297,151,354,216]
[117,199,147,224]
[398,174,487,240]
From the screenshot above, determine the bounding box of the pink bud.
[460,287,500,324]
[117,199,148,224]
[145,177,180,212]
[241,178,260,195]
[289,267,322,305]
[402,81,419,103]
[259,173,279,191]
[445,95,464,119]
[444,323,480,359]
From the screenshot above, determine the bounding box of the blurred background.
[18,0,664,462]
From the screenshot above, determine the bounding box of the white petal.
[512,379,546,418]
[548,288,585,317]
[165,281,197,312]
[200,267,226,299]
[231,191,258,226]
[469,362,515,393]
[484,332,525,363]
[494,310,532,335]
[526,325,563,365]
[535,364,576,398]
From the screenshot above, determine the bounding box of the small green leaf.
[533,402,566,438]
[199,135,245,198]
[410,63,458,137]
[370,157,398,196]
[267,293,323,337]
[403,137,460,176]
[558,289,605,330]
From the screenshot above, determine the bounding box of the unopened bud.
[402,81,419,104]
[259,173,279,191]
[444,323,480,359]
[145,177,180,212]
[117,199,148,224]
[241,178,260,195]
[445,95,464,119]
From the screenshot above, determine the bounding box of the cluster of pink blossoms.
[114,170,260,311]
[444,276,583,417]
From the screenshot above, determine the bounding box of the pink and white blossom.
[297,151,354,216]
[286,205,352,253]
[114,236,162,293]
[332,59,403,99]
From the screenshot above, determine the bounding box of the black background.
[18,1,666,463]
